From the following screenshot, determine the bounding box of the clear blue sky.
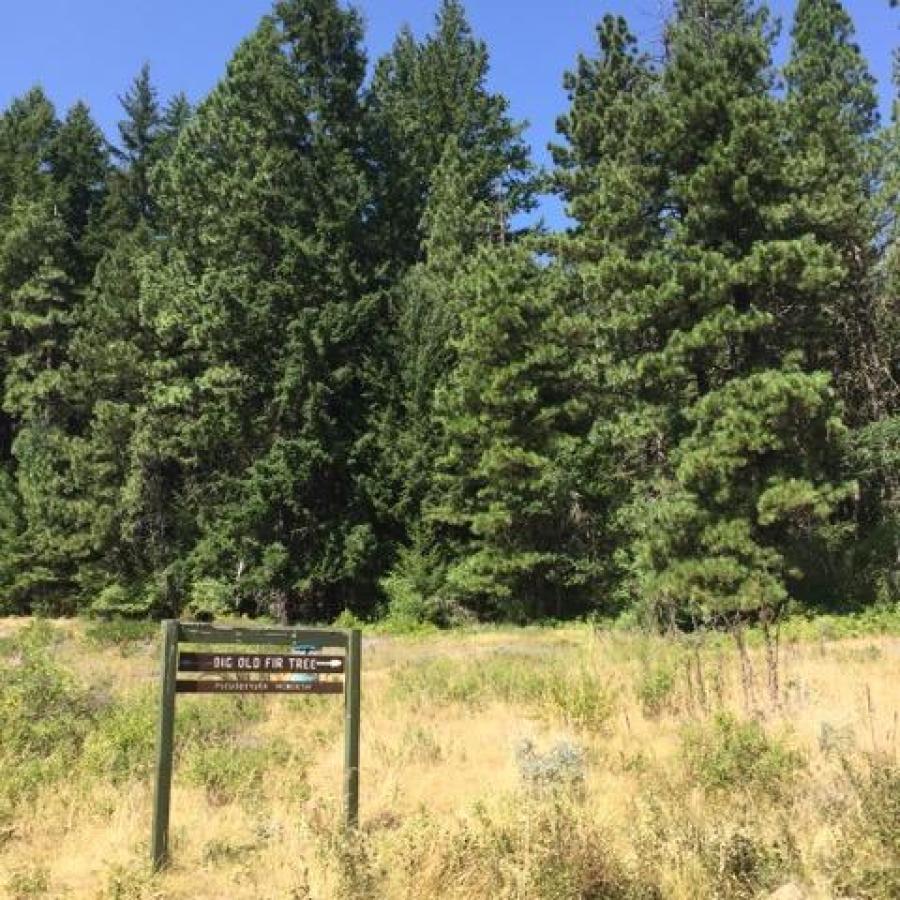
[1,1,896,227]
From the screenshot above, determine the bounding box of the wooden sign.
[151,622,361,872]
[176,679,344,694]
[178,651,345,674]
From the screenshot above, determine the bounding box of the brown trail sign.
[178,651,345,673]
[151,621,361,872]
[175,679,345,694]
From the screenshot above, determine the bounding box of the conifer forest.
[1,0,897,629]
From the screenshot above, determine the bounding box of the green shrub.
[183,738,300,804]
[680,713,803,799]
[827,754,900,899]
[83,618,157,651]
[0,635,98,804]
[389,653,615,731]
[82,689,157,782]
[332,608,366,630]
[636,662,677,717]
[186,577,233,619]
[90,583,152,619]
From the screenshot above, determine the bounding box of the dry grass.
[0,617,898,899]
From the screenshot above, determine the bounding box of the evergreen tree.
[551,14,666,612]
[131,4,376,620]
[48,101,111,283]
[557,1,854,627]
[378,136,495,622]
[0,96,110,610]
[417,244,589,621]
[67,75,191,614]
[785,0,897,602]
[851,4,900,601]
[106,64,163,229]
[0,89,58,607]
[785,0,883,413]
[366,0,533,274]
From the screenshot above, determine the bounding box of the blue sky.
[1,1,896,227]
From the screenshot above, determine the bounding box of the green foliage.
[0,624,98,804]
[90,583,153,620]
[390,652,616,731]
[82,616,157,650]
[0,0,896,624]
[366,0,534,273]
[81,688,157,782]
[680,713,804,798]
[183,738,301,804]
[635,662,677,718]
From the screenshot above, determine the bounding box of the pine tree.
[0,89,58,606]
[557,1,855,627]
[417,243,589,621]
[785,0,897,602]
[785,0,883,413]
[366,0,533,274]
[551,14,666,612]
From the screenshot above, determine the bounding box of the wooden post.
[343,628,361,828]
[151,620,179,871]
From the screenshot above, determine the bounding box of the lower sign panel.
[176,679,343,695]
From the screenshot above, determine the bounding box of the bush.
[0,630,98,804]
[378,795,657,900]
[680,713,803,799]
[186,577,233,620]
[90,583,152,619]
[516,738,586,793]
[827,754,900,899]
[83,618,157,651]
[636,661,678,717]
[81,689,158,783]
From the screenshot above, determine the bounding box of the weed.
[83,617,157,652]
[81,688,158,782]
[183,737,301,804]
[390,653,616,730]
[636,661,677,717]
[515,738,586,793]
[101,862,162,900]
[398,723,444,764]
[5,865,50,899]
[0,637,97,803]
[680,712,804,799]
[826,753,900,899]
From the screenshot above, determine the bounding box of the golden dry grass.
[0,618,898,899]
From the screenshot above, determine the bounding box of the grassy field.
[1,616,898,899]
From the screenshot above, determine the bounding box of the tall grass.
[0,616,897,898]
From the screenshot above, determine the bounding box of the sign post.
[151,621,361,872]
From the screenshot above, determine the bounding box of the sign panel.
[178,651,344,674]
[151,621,361,872]
[176,679,343,694]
